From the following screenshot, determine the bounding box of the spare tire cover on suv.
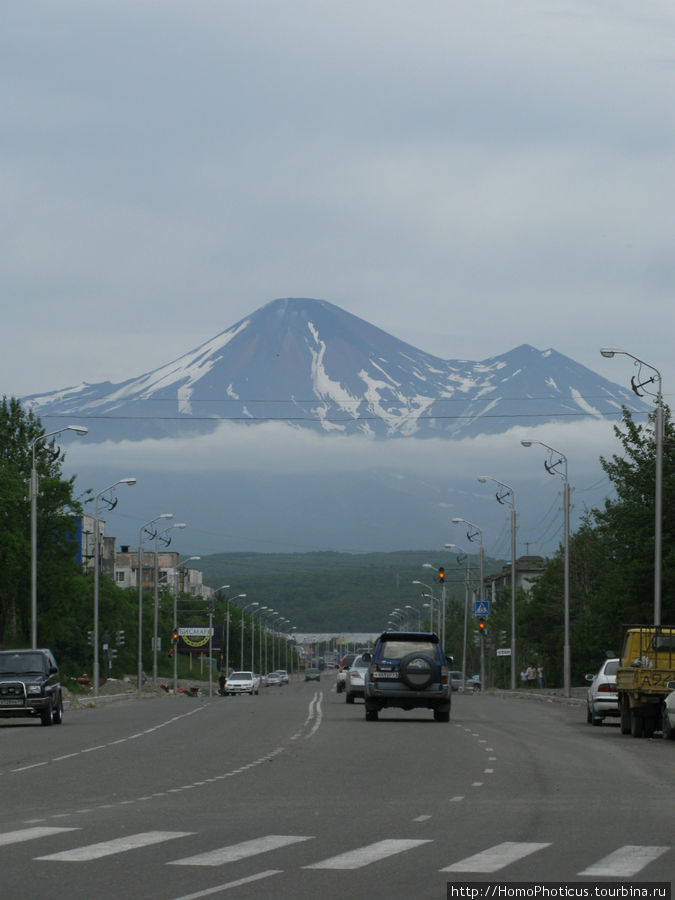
[399,652,435,690]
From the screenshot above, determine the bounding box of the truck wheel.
[630,709,644,738]
[41,702,54,727]
[643,715,656,739]
[620,699,631,735]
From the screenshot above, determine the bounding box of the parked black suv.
[364,631,450,722]
[0,649,63,726]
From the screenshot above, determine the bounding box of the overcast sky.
[2,0,673,399]
[2,1,673,558]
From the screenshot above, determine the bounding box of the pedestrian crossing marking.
[0,826,665,877]
[170,835,313,867]
[36,830,193,861]
[305,838,431,870]
[441,841,551,872]
[578,845,670,877]
[0,826,79,848]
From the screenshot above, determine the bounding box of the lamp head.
[600,348,617,358]
[477,475,489,483]
[159,513,173,520]
[521,440,532,447]
[121,477,136,486]
[68,425,89,435]
[451,517,463,524]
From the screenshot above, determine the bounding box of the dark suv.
[363,631,450,722]
[0,649,63,726]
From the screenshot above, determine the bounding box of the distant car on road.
[223,671,260,695]
[275,669,289,684]
[265,672,282,687]
[305,667,320,682]
[585,658,619,725]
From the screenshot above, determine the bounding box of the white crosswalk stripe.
[0,826,79,848]
[35,830,193,861]
[170,835,313,866]
[304,838,432,870]
[578,845,670,877]
[440,841,552,873]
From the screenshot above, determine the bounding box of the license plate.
[375,671,399,679]
[0,699,24,706]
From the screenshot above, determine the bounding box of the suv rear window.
[378,640,437,660]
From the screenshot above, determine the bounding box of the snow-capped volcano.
[23,297,646,442]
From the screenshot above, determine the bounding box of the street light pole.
[445,544,472,689]
[30,424,88,648]
[521,440,570,697]
[93,478,136,697]
[252,605,267,673]
[153,523,185,686]
[239,600,255,670]
[600,348,664,626]
[452,517,485,686]
[174,556,201,694]
[477,476,517,691]
[138,513,172,697]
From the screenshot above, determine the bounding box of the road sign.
[474,600,490,617]
[496,648,512,657]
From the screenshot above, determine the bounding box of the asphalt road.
[1,680,672,900]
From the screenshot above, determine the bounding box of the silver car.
[585,658,619,725]
[345,654,370,704]
[662,681,675,740]
[223,671,260,695]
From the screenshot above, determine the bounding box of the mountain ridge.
[23,297,647,441]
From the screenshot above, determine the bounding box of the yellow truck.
[616,626,675,738]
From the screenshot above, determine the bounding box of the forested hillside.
[199,549,506,632]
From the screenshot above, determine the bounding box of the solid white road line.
[170,835,313,866]
[441,841,551,873]
[36,830,193,861]
[578,845,670,877]
[171,869,283,899]
[304,838,431,870]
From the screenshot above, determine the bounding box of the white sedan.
[662,681,675,740]
[223,671,259,695]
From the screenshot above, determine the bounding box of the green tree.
[0,396,85,651]
[522,404,674,686]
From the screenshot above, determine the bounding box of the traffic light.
[438,566,445,584]
[478,619,486,636]
[87,630,94,647]
[172,628,179,643]
[168,648,173,659]
[116,630,125,647]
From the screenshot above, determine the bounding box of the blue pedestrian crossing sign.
[474,600,490,617]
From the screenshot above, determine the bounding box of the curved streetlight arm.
[600,347,663,628]
[92,477,136,697]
